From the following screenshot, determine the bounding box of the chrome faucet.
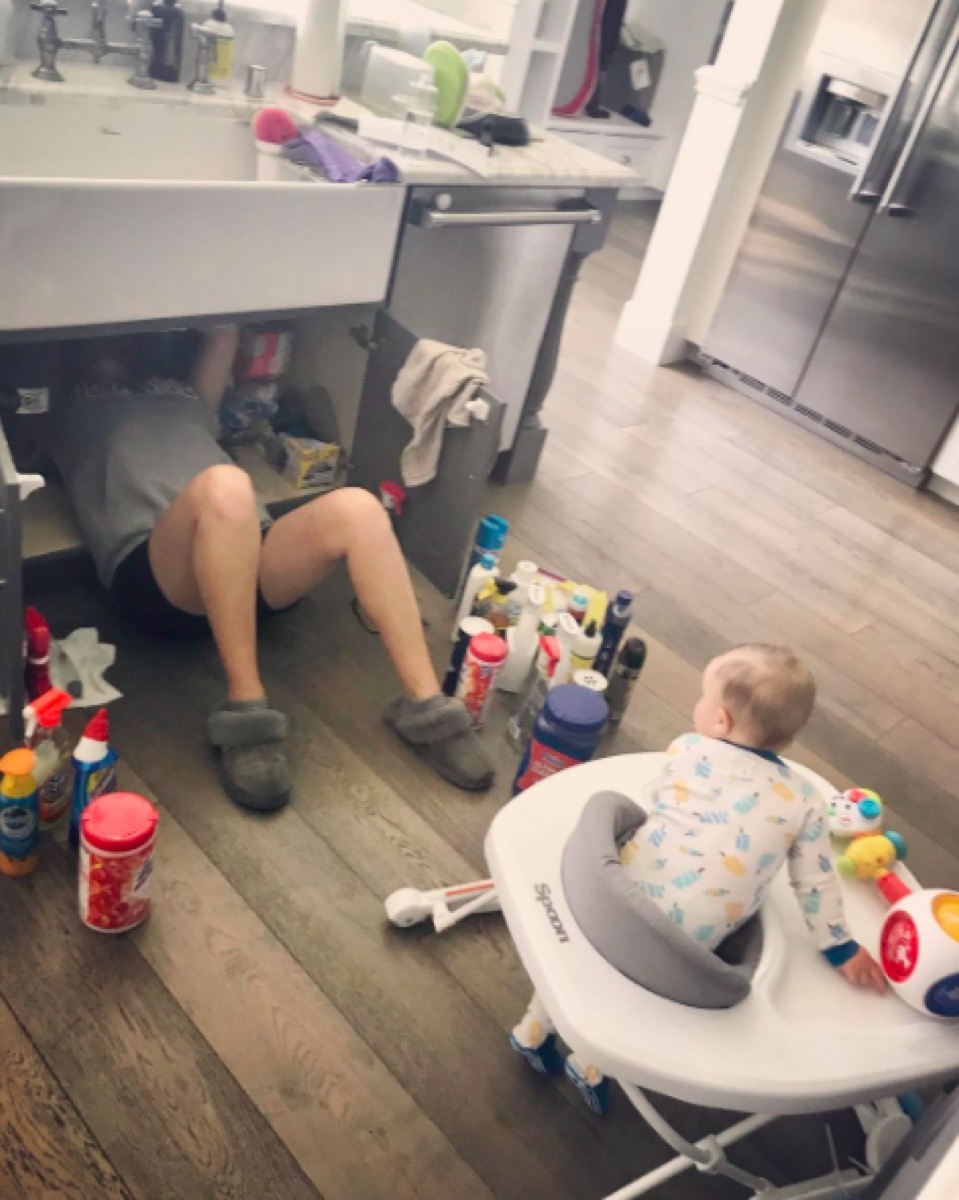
[31,0,161,88]
[188,22,225,94]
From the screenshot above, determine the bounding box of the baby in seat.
[510,643,887,1114]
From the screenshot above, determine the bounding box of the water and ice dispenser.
[799,75,887,166]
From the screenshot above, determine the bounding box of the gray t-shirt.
[47,379,261,587]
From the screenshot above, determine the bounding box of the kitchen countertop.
[0,64,640,190]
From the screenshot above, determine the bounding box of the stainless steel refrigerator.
[702,0,959,485]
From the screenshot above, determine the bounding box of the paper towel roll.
[291,0,346,101]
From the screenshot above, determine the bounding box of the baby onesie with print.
[621,733,853,955]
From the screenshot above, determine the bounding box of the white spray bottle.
[552,612,581,689]
[498,583,545,693]
[451,552,496,641]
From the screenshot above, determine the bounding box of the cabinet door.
[349,312,505,598]
[0,424,36,740]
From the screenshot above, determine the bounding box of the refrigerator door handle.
[849,0,951,203]
[878,12,959,215]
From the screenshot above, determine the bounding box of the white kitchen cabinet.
[932,416,959,492]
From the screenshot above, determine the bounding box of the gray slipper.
[208,699,291,812]
[386,695,495,791]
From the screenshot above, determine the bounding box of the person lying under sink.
[42,325,494,808]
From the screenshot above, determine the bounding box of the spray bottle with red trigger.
[24,688,73,830]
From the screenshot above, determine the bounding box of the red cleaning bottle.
[24,688,74,829]
[24,607,53,701]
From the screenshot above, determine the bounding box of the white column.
[614,0,828,365]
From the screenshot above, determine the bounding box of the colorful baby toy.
[832,787,959,1018]
[835,830,908,889]
[827,787,884,838]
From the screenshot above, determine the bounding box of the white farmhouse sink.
[0,97,260,181]
[0,93,404,332]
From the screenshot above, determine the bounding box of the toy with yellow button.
[828,787,959,1018]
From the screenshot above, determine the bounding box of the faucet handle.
[191,21,226,42]
[131,7,161,31]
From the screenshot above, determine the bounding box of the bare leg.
[148,464,265,703]
[150,477,491,792]
[258,487,439,700]
[147,464,291,810]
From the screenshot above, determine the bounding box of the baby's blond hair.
[714,644,816,751]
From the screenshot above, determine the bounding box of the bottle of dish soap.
[150,0,185,82]
[203,1,234,83]
[0,748,40,877]
[24,688,73,830]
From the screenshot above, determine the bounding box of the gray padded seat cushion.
[561,790,761,1010]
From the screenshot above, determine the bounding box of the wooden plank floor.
[6,199,959,1198]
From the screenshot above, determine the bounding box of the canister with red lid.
[79,792,159,933]
[455,631,507,729]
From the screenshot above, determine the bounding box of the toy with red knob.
[833,787,959,1018]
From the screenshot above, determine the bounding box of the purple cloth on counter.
[282,128,401,183]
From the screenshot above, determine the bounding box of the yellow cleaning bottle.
[0,748,40,876]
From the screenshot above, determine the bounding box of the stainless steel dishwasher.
[386,187,603,456]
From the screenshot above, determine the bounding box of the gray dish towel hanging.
[392,338,488,487]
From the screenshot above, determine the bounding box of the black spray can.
[606,637,647,724]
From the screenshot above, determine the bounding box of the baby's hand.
[839,947,888,994]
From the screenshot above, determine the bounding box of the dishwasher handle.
[411,202,602,230]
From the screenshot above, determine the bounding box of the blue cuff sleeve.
[822,940,860,968]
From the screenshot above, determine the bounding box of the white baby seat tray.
[387,754,959,1199]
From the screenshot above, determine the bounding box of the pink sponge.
[252,107,299,145]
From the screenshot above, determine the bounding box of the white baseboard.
[927,474,959,508]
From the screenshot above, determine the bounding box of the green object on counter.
[424,40,468,128]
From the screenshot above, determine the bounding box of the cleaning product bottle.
[593,589,634,678]
[150,0,185,82]
[452,552,496,641]
[567,589,589,624]
[24,606,53,701]
[24,688,73,830]
[0,748,40,876]
[443,615,495,696]
[552,612,581,689]
[455,632,507,729]
[506,633,560,752]
[498,583,545,693]
[461,514,509,587]
[506,560,538,623]
[203,1,234,83]
[570,619,601,673]
[481,578,519,634]
[606,636,648,725]
[69,709,119,850]
[512,684,608,795]
[572,669,607,694]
